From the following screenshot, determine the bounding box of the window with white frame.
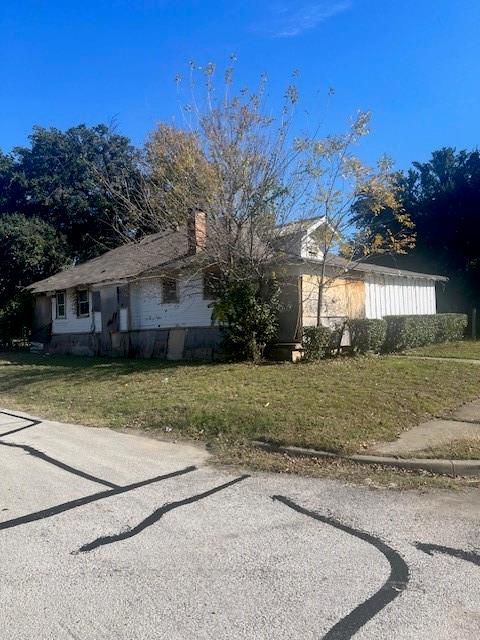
[76,289,90,317]
[56,290,66,319]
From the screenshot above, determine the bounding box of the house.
[28,212,447,359]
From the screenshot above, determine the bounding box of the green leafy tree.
[0,214,68,340]
[9,124,139,261]
[212,277,281,361]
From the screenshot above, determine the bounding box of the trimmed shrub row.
[384,313,467,351]
[349,318,387,354]
[303,326,334,360]
[302,313,467,359]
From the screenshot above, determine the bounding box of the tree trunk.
[316,260,327,327]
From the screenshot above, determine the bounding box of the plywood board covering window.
[56,290,66,319]
[77,289,90,317]
[162,276,179,303]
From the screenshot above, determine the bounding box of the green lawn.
[2,352,480,455]
[408,340,480,360]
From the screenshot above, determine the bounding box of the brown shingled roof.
[29,221,447,293]
[29,228,190,293]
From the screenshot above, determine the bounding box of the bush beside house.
[348,319,387,354]
[303,313,467,360]
[384,313,467,351]
[303,326,334,360]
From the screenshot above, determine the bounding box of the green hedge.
[435,313,468,343]
[303,324,347,359]
[302,314,467,359]
[303,326,333,360]
[348,319,387,353]
[384,313,467,351]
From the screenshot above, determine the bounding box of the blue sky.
[1,1,479,170]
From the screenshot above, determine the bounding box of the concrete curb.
[251,441,480,477]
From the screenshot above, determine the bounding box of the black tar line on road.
[0,410,121,489]
[0,410,41,438]
[0,438,120,489]
[415,542,480,567]
[272,495,410,640]
[0,466,197,531]
[75,474,250,554]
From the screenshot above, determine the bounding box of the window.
[56,290,66,319]
[76,289,90,317]
[162,277,179,303]
[203,271,217,300]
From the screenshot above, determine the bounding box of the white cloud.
[257,1,352,38]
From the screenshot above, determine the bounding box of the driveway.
[1,409,480,639]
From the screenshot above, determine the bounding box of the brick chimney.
[187,210,207,254]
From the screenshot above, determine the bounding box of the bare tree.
[294,114,415,324]
[98,61,415,337]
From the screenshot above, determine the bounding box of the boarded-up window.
[76,289,90,317]
[56,291,66,319]
[162,277,179,304]
[92,290,101,313]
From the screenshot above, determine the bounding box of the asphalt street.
[1,409,479,639]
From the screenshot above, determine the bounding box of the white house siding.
[51,288,94,334]
[365,275,436,319]
[129,274,213,330]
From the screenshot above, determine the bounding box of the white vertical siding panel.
[412,279,421,315]
[379,276,386,317]
[365,279,371,318]
[384,276,389,315]
[423,281,429,314]
[419,279,425,314]
[390,277,397,315]
[377,277,383,316]
[375,276,381,318]
[394,277,401,315]
[412,279,419,314]
[365,274,437,319]
[398,278,404,314]
[379,276,386,316]
[407,280,414,315]
[429,282,436,313]
[397,278,409,313]
[388,276,395,315]
[403,280,410,314]
[417,280,424,314]
[396,277,403,315]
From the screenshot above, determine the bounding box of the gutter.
[252,441,480,477]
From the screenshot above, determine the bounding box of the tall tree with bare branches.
[100,61,415,356]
